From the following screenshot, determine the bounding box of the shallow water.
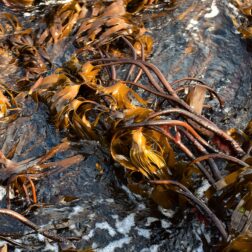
[0,0,251,251]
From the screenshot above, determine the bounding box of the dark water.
[0,0,251,251]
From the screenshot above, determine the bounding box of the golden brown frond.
[111,127,174,179]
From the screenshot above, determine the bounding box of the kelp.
[27,44,251,248]
[111,127,174,179]
[125,0,159,13]
[0,0,252,251]
[0,12,22,36]
[1,0,34,9]
[32,52,252,246]
[231,0,252,41]
[0,141,84,207]
[37,1,87,45]
[75,0,146,48]
[0,84,21,123]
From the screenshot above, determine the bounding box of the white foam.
[43,241,59,252]
[69,224,82,236]
[42,0,72,5]
[140,244,160,252]
[205,0,219,19]
[105,198,114,203]
[194,244,204,252]
[137,203,146,210]
[196,180,210,198]
[161,219,171,229]
[158,206,175,218]
[83,229,95,240]
[68,206,83,218]
[186,19,199,31]
[95,222,116,237]
[37,234,45,242]
[145,217,159,226]
[96,237,131,252]
[115,213,135,234]
[0,186,6,201]
[136,228,151,239]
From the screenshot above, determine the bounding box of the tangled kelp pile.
[0,0,252,251]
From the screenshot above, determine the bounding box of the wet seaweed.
[0,0,252,250]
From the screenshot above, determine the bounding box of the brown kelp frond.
[0,83,21,122]
[75,0,145,49]
[36,55,244,187]
[30,73,80,113]
[30,52,251,245]
[231,0,252,39]
[0,142,83,181]
[29,67,113,140]
[123,107,153,123]
[0,45,18,76]
[54,98,111,140]
[0,12,22,36]
[14,44,48,78]
[207,166,252,242]
[125,0,159,13]
[111,127,174,179]
[98,81,148,109]
[223,231,252,252]
[37,1,87,45]
[2,0,34,9]
[0,85,12,118]
[174,81,224,113]
[133,34,154,58]
[79,62,101,87]
[0,142,84,208]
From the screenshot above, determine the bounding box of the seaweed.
[0,0,251,250]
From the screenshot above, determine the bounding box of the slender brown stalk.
[174,82,224,108]
[180,128,222,180]
[119,80,192,110]
[121,36,137,81]
[138,59,178,97]
[189,153,249,167]
[104,51,117,80]
[90,58,165,92]
[133,39,144,83]
[125,120,219,153]
[151,126,216,186]
[26,176,37,203]
[146,108,245,156]
[114,57,178,97]
[22,183,30,203]
[0,235,29,248]
[0,209,74,246]
[150,180,228,240]
[98,49,116,80]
